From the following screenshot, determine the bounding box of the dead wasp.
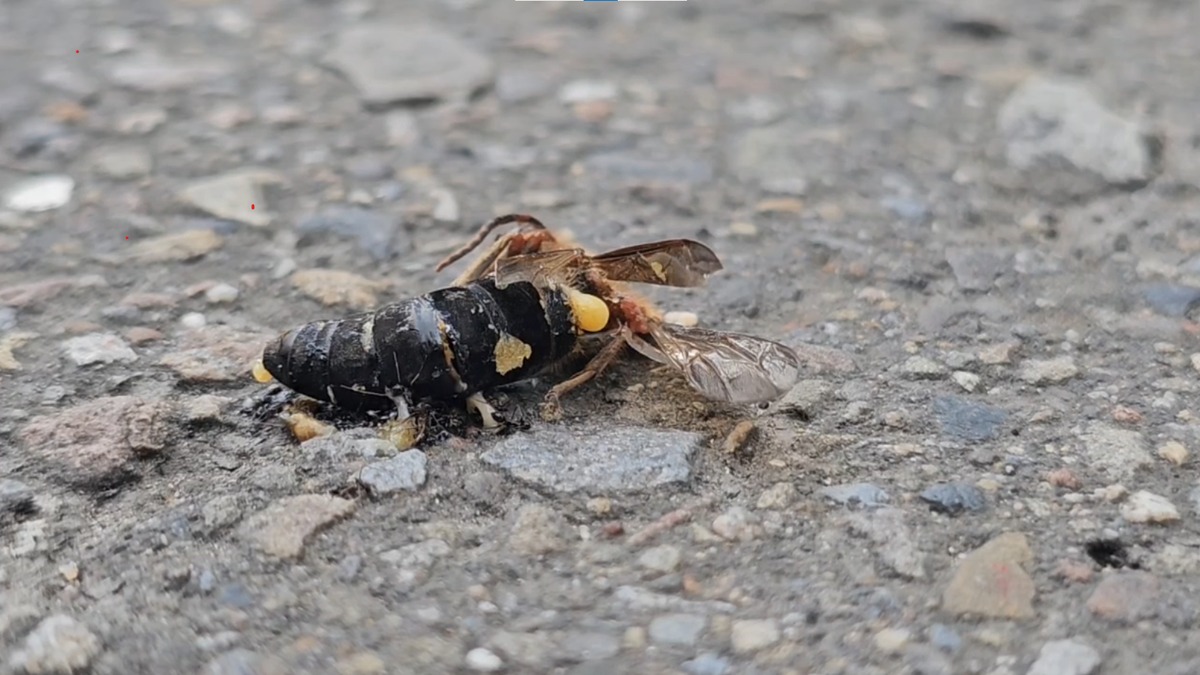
[253,214,800,428]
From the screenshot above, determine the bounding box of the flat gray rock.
[324,25,494,107]
[481,425,701,494]
[998,76,1158,188]
[358,450,428,495]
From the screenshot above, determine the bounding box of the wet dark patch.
[1086,538,1140,569]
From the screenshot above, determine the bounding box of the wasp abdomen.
[261,279,579,413]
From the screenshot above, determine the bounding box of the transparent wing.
[491,249,588,288]
[625,322,801,404]
[590,239,723,287]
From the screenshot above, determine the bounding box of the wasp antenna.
[435,214,547,272]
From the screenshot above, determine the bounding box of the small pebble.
[1121,490,1180,524]
[1027,638,1102,675]
[1157,441,1188,466]
[711,506,760,541]
[465,647,503,672]
[873,627,911,654]
[204,283,239,304]
[730,619,780,654]
[920,483,986,514]
[180,312,207,329]
[951,371,980,392]
[638,545,682,573]
[756,482,796,510]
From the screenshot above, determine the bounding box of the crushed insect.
[255,213,801,433]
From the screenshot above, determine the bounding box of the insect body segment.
[260,277,587,415]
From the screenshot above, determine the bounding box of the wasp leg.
[450,232,518,287]
[541,335,627,421]
[466,391,501,429]
[435,213,548,273]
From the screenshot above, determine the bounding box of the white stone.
[465,647,503,672]
[4,175,74,212]
[1121,490,1180,524]
[205,283,239,304]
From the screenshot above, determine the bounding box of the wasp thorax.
[566,289,609,332]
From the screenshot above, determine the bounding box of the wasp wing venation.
[626,323,800,404]
[590,239,723,287]
[491,249,588,289]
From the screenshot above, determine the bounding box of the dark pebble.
[933,395,1008,442]
[920,483,986,514]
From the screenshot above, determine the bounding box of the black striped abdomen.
[260,313,389,412]
[375,279,577,399]
[260,279,578,412]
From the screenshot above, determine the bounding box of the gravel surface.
[3,0,1200,673]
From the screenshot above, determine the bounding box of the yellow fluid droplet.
[252,360,274,383]
[567,289,610,332]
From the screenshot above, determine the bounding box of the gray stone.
[648,613,707,646]
[179,169,285,227]
[358,450,428,495]
[920,483,986,514]
[728,125,808,193]
[3,175,74,212]
[62,333,137,366]
[202,495,243,532]
[638,545,683,574]
[929,624,961,653]
[296,207,411,261]
[945,247,1007,292]
[847,508,927,579]
[1019,356,1078,384]
[556,631,620,663]
[998,77,1158,187]
[380,539,451,568]
[7,615,102,674]
[1026,638,1101,675]
[107,55,231,92]
[682,653,730,675]
[882,196,931,223]
[88,144,152,180]
[509,504,571,555]
[1078,422,1151,481]
[201,649,289,675]
[239,494,356,560]
[481,425,700,494]
[730,619,780,654]
[324,25,494,107]
[0,478,35,518]
[1144,284,1200,317]
[821,483,890,507]
[581,152,714,184]
[933,395,1008,442]
[900,356,946,379]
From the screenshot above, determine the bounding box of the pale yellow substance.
[252,360,274,383]
[493,333,533,374]
[566,289,610,332]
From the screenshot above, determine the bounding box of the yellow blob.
[282,409,333,442]
[252,359,274,383]
[379,416,425,451]
[494,333,533,374]
[567,289,610,332]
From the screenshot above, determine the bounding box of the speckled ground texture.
[3,0,1200,674]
